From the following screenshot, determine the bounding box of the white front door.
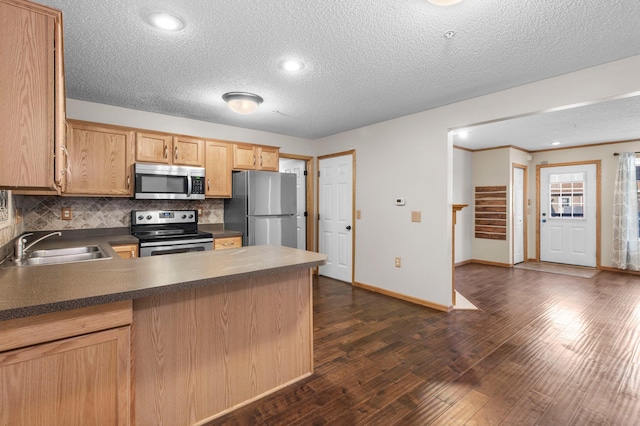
[279,158,307,250]
[513,166,525,264]
[318,154,353,282]
[539,164,597,267]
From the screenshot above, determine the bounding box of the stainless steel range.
[131,210,213,257]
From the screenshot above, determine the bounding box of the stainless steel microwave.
[133,163,206,200]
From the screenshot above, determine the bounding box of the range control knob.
[189,214,194,219]
[138,215,144,221]
[146,215,152,220]
[182,214,187,219]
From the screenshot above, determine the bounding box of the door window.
[548,172,584,218]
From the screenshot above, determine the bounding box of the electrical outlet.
[61,207,72,220]
[195,205,204,216]
[395,257,401,268]
[411,211,421,222]
[14,208,22,224]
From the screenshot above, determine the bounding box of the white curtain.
[612,152,640,270]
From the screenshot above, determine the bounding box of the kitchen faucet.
[13,232,62,264]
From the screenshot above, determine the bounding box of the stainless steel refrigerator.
[224,171,297,247]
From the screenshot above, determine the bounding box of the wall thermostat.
[395,198,406,206]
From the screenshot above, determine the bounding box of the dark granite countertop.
[0,230,325,321]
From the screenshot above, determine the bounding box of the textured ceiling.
[39,0,640,140]
[453,94,640,152]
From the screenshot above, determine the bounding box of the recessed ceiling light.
[551,141,561,146]
[148,13,185,31]
[281,59,304,73]
[427,0,463,6]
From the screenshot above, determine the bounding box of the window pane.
[548,173,585,218]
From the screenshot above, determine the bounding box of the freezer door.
[248,171,297,216]
[248,215,297,248]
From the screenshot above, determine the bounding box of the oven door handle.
[140,238,214,248]
[187,172,193,197]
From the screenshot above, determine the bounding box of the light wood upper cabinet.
[232,143,257,169]
[64,121,135,196]
[136,132,205,167]
[232,144,279,171]
[205,140,232,197]
[135,132,173,164]
[258,146,279,171]
[0,0,65,191]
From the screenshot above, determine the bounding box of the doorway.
[537,162,599,267]
[318,151,354,283]
[513,165,526,265]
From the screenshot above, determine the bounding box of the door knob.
[346,226,352,230]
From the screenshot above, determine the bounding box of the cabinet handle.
[207,179,211,191]
[164,145,168,159]
[130,250,135,258]
[127,175,130,189]
[253,155,256,166]
[61,145,71,180]
[174,146,178,160]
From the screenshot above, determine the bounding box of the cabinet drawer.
[214,236,242,250]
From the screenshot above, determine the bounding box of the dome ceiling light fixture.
[222,92,264,114]
[147,13,185,31]
[427,0,463,5]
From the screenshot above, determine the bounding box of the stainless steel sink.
[6,245,112,267]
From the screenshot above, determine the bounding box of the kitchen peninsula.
[0,243,325,425]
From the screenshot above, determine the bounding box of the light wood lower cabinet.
[112,243,138,259]
[0,301,132,425]
[133,268,313,424]
[214,235,242,250]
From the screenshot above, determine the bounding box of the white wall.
[453,148,473,264]
[470,148,511,265]
[316,54,640,309]
[66,100,316,157]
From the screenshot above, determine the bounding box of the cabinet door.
[0,1,63,190]
[257,146,279,171]
[65,122,135,196]
[112,243,138,259]
[232,144,257,170]
[205,140,232,197]
[173,136,205,166]
[0,326,131,426]
[136,132,173,164]
[214,236,242,250]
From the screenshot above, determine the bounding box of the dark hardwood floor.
[207,265,640,425]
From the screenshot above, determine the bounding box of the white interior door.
[279,158,306,250]
[318,154,353,282]
[539,164,597,267]
[513,167,525,264]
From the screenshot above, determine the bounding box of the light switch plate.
[411,211,421,222]
[356,210,361,219]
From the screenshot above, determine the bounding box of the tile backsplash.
[15,196,224,231]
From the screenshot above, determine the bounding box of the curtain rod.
[613,152,640,156]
